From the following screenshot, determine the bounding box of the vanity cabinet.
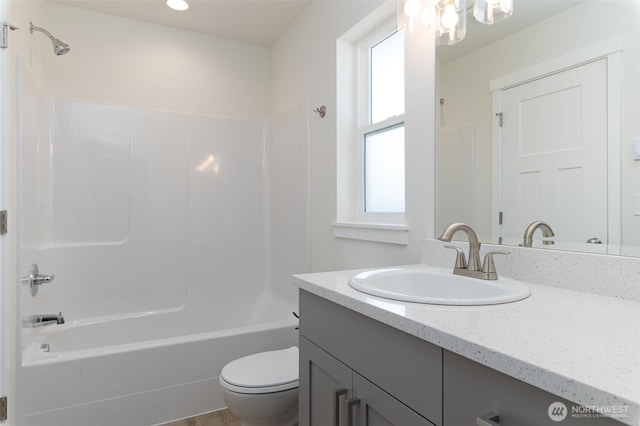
[299,291,442,426]
[299,336,352,425]
[299,289,625,426]
[300,337,434,426]
[443,350,623,426]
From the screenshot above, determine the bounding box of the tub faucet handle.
[21,263,55,296]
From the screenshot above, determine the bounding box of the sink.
[348,266,531,305]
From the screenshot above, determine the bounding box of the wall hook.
[1,22,19,49]
[313,105,326,118]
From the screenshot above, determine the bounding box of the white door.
[499,59,608,252]
[0,1,8,414]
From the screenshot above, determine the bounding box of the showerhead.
[29,22,70,56]
[52,38,70,56]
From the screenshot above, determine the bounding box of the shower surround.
[16,68,301,424]
[21,98,271,322]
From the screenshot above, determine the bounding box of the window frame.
[355,21,406,225]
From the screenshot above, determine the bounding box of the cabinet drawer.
[300,290,442,425]
[443,351,624,426]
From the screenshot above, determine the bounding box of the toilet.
[220,346,299,426]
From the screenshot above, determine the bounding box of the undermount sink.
[348,266,531,306]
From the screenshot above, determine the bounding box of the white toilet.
[220,346,299,426]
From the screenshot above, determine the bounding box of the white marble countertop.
[293,264,640,426]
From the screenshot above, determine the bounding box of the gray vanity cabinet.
[299,336,353,425]
[352,372,435,426]
[300,337,433,426]
[299,290,624,426]
[443,350,623,426]
[299,290,442,426]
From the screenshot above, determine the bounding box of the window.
[335,7,434,245]
[334,16,411,245]
[357,26,405,222]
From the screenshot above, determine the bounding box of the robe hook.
[313,105,326,118]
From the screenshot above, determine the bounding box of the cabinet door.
[352,373,434,426]
[300,336,353,426]
[300,290,442,424]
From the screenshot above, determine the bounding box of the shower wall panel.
[22,100,266,323]
[267,103,310,309]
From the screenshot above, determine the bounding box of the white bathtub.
[17,311,299,426]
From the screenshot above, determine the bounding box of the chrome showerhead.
[29,22,70,56]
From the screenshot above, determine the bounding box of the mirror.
[435,0,640,257]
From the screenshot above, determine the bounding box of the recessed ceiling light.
[166,0,189,11]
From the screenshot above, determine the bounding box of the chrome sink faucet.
[22,312,65,328]
[438,223,509,280]
[522,221,555,247]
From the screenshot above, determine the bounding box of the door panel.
[299,337,352,426]
[500,59,608,252]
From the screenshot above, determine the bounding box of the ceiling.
[52,0,312,46]
[51,0,584,53]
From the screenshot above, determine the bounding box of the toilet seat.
[220,346,299,394]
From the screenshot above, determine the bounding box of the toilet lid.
[220,346,299,394]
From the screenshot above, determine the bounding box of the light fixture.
[166,0,189,12]
[397,0,433,34]
[436,0,466,46]
[397,0,513,45]
[473,0,513,25]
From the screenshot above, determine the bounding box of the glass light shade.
[397,0,432,33]
[404,0,422,17]
[436,0,466,46]
[473,0,513,25]
[166,0,189,11]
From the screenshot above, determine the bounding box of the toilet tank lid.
[221,346,299,388]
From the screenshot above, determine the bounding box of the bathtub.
[17,311,299,426]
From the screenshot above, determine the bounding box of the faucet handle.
[481,251,510,279]
[443,245,467,268]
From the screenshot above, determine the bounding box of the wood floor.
[164,409,241,426]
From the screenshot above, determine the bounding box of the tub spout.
[23,312,65,328]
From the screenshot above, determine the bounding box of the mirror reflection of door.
[498,58,608,253]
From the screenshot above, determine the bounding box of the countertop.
[293,264,640,426]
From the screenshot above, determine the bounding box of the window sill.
[331,222,409,245]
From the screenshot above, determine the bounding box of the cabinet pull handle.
[333,388,347,426]
[346,397,360,426]
[477,412,500,426]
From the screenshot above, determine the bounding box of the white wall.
[40,2,270,120]
[271,0,436,273]
[438,1,640,251]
